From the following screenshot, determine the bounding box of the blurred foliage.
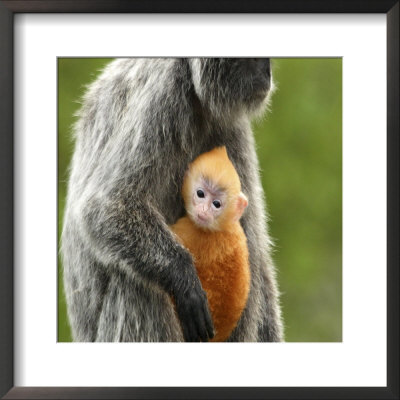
[58,58,342,342]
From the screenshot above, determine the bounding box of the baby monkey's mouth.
[196,214,210,224]
[196,214,215,230]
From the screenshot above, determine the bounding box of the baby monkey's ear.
[234,192,248,221]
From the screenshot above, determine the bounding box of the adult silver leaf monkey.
[61,58,283,342]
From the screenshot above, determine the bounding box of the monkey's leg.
[258,260,284,342]
[62,217,110,342]
[95,271,182,342]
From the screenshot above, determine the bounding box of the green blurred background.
[58,58,342,342]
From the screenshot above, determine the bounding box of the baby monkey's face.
[189,177,228,230]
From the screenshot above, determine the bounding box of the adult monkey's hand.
[173,276,214,342]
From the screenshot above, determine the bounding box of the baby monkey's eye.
[212,200,221,209]
[197,189,205,198]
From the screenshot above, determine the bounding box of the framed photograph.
[1,1,398,399]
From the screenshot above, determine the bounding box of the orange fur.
[171,147,250,341]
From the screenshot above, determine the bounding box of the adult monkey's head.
[189,58,273,122]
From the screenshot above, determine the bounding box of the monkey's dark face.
[232,58,271,101]
[190,58,272,119]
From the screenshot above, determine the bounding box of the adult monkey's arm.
[80,189,214,342]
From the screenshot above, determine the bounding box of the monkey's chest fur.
[171,216,250,342]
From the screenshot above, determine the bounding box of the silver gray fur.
[61,58,284,342]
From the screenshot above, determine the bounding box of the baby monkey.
[171,147,250,342]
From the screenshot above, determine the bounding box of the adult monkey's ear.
[234,192,248,221]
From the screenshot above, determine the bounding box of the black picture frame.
[0,1,398,399]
